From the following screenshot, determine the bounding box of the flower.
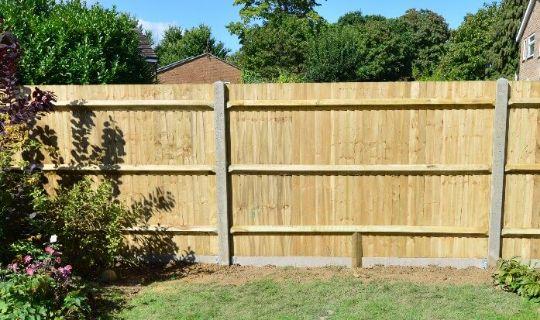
[55,256,62,264]
[49,234,57,243]
[25,266,35,276]
[7,263,17,272]
[44,246,55,255]
[23,255,32,264]
[57,265,72,279]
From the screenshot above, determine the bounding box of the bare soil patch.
[115,263,494,290]
[179,264,493,286]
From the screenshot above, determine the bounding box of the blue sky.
[92,0,491,52]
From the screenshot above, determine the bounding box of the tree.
[231,0,322,23]
[234,13,324,80]
[305,18,414,82]
[156,25,229,67]
[354,19,414,81]
[0,0,154,84]
[433,4,499,80]
[228,0,325,81]
[336,11,385,26]
[400,9,450,80]
[305,25,361,82]
[491,0,529,78]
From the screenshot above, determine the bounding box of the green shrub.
[0,243,90,320]
[493,258,540,302]
[1,27,55,263]
[43,178,134,275]
[0,0,154,84]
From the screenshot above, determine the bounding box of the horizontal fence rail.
[38,164,215,174]
[54,99,214,109]
[228,164,492,175]
[227,98,495,109]
[230,225,488,236]
[25,81,540,269]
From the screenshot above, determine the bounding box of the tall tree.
[336,11,385,26]
[491,0,529,78]
[0,0,154,84]
[156,25,229,67]
[234,13,323,80]
[231,0,322,23]
[304,25,362,82]
[228,0,325,81]
[305,18,414,82]
[400,9,450,80]
[354,19,414,81]
[433,4,499,80]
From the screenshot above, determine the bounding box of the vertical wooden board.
[124,234,218,257]
[504,174,540,230]
[233,235,350,257]
[508,81,540,165]
[231,174,489,229]
[502,238,540,260]
[33,109,215,166]
[362,236,487,258]
[227,82,494,166]
[229,109,493,165]
[30,84,215,167]
[507,108,538,164]
[45,173,217,228]
[232,235,487,258]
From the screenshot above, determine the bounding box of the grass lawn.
[114,266,540,320]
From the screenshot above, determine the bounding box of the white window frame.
[525,33,536,59]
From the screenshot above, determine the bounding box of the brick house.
[517,0,540,80]
[157,53,242,84]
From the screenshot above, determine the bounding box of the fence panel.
[31,85,218,262]
[504,82,540,262]
[26,81,540,268]
[227,82,495,267]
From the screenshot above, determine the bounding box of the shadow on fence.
[24,106,198,267]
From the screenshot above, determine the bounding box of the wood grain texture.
[504,82,540,260]
[228,98,494,109]
[230,225,487,235]
[30,82,536,263]
[29,85,217,259]
[229,164,491,174]
[228,82,494,166]
[227,82,495,259]
[232,235,487,258]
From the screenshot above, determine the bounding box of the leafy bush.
[42,178,134,275]
[0,0,153,84]
[305,25,362,82]
[0,242,90,319]
[0,18,128,319]
[494,258,540,302]
[0,26,54,262]
[1,21,137,277]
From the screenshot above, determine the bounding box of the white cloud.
[138,19,176,45]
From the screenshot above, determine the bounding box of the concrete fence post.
[214,81,232,265]
[488,78,510,267]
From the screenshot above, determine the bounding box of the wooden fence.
[29,80,539,268]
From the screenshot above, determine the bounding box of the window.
[525,34,536,59]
